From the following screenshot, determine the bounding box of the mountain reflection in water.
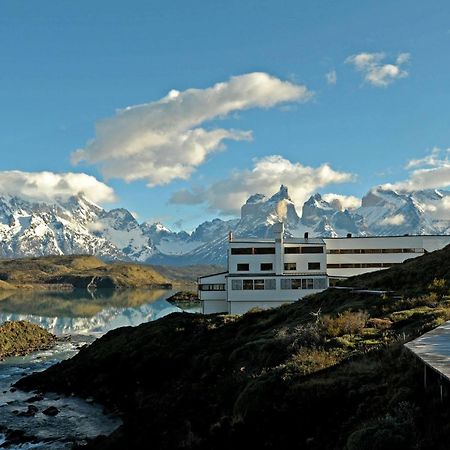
[0,289,199,335]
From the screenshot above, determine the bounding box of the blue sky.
[1,0,450,230]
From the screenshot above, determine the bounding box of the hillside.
[0,255,172,290]
[16,247,450,449]
[0,321,56,360]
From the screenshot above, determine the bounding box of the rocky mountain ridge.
[0,185,449,264]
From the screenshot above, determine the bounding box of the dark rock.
[42,406,59,416]
[17,405,38,417]
[25,395,44,403]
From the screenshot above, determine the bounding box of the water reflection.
[0,289,199,335]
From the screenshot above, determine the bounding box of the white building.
[199,223,328,314]
[198,224,450,315]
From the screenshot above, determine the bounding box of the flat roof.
[197,271,228,281]
[405,321,450,382]
[324,234,450,240]
[230,238,325,244]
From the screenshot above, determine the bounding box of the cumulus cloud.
[322,193,361,211]
[72,73,312,187]
[345,52,410,87]
[170,155,355,215]
[383,147,450,191]
[379,214,406,226]
[0,171,116,205]
[325,70,337,85]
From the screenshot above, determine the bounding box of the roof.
[324,234,450,240]
[197,271,228,281]
[230,238,325,245]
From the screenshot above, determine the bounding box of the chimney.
[273,222,284,275]
[347,233,352,238]
[304,232,309,240]
[228,231,233,242]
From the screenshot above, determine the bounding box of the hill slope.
[0,255,172,289]
[16,247,450,449]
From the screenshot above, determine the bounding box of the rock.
[17,405,38,417]
[42,406,59,416]
[25,395,44,403]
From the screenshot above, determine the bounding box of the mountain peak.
[269,185,291,202]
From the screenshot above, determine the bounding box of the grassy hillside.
[16,248,450,449]
[0,321,56,360]
[0,255,172,289]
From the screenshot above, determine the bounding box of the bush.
[428,278,449,300]
[320,311,369,337]
[287,346,339,376]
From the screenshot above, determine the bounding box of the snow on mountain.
[0,184,448,265]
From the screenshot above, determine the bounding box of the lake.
[0,288,200,449]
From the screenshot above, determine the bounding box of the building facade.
[198,224,450,315]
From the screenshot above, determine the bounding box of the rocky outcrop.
[0,321,56,360]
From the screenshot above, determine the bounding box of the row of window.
[327,248,424,254]
[327,262,399,269]
[198,284,226,291]
[231,246,324,255]
[236,262,321,272]
[230,277,327,291]
[231,279,276,290]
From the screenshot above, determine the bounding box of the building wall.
[324,235,450,278]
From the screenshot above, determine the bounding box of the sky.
[1,0,450,230]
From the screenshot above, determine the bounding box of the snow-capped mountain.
[0,184,448,265]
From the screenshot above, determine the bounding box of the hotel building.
[198,223,450,315]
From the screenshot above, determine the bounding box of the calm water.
[0,288,200,448]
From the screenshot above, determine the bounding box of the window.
[284,263,297,271]
[231,248,252,255]
[254,279,265,290]
[231,279,242,290]
[237,263,249,271]
[292,279,302,289]
[243,280,254,290]
[301,246,324,254]
[260,263,273,271]
[254,247,275,254]
[314,278,327,289]
[284,246,300,254]
[265,279,276,290]
[280,278,291,289]
[199,284,225,291]
[308,262,321,270]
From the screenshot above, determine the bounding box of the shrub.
[428,278,449,300]
[287,346,339,376]
[320,311,369,337]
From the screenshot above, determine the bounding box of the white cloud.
[325,70,337,85]
[170,155,355,215]
[72,73,312,187]
[0,171,116,205]
[345,52,410,87]
[322,193,361,211]
[379,214,406,226]
[383,148,450,191]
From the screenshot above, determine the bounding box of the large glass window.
[199,284,225,291]
[301,246,324,254]
[314,278,328,289]
[231,279,243,290]
[254,279,265,290]
[280,278,291,289]
[308,262,321,270]
[284,246,300,254]
[284,263,297,271]
[231,248,252,255]
[292,279,302,289]
[243,280,254,290]
[260,263,273,271]
[254,247,275,254]
[237,263,249,271]
[265,279,276,290]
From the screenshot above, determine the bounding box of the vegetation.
[16,245,450,449]
[0,255,172,290]
[0,321,56,360]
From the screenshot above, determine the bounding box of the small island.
[0,321,57,360]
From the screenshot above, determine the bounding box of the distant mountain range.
[0,185,449,264]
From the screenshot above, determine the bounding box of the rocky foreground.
[16,245,450,450]
[0,321,57,360]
